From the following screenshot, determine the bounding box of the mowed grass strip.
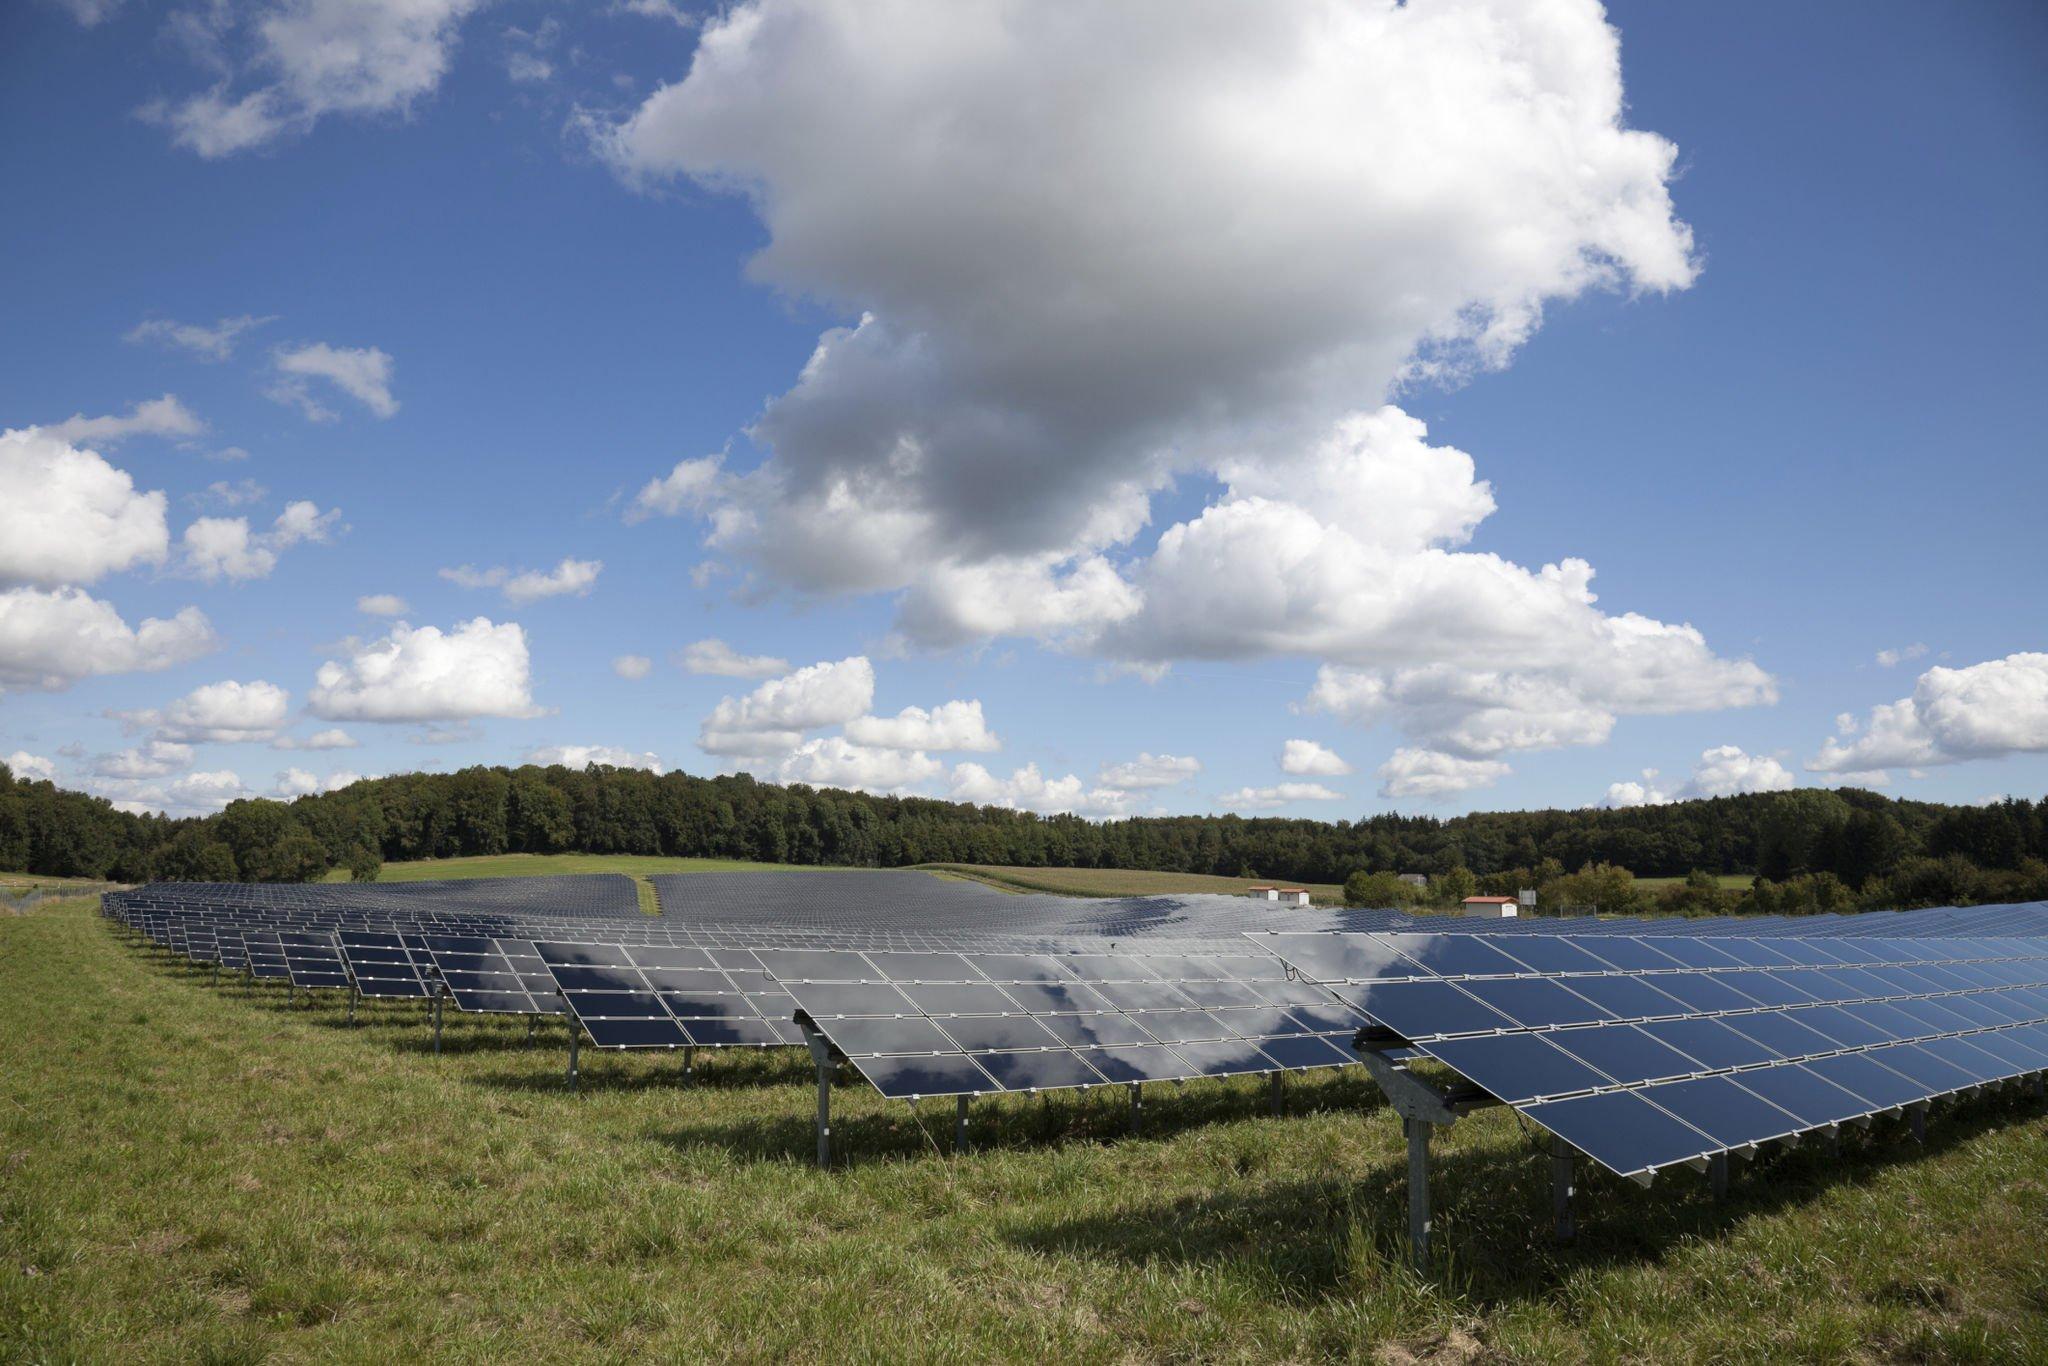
[3,898,2046,1362]
[919,864,1347,905]
[320,852,798,883]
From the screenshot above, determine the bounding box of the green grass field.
[319,852,793,883]
[1636,874,1756,892]
[6,896,2046,1361]
[920,863,1348,905]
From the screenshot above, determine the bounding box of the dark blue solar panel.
[1639,1075,1802,1149]
[1423,1033,1609,1104]
[1521,1091,1712,1177]
[1545,1024,1702,1085]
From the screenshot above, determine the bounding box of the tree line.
[4,758,2046,915]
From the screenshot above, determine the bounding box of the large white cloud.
[309,618,544,722]
[609,0,1694,601]
[844,699,998,753]
[699,655,874,756]
[0,587,214,692]
[43,395,204,446]
[1375,747,1510,801]
[0,429,170,587]
[1813,652,2048,773]
[144,0,485,157]
[93,740,196,780]
[140,679,295,744]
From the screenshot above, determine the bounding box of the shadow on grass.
[1003,1087,2048,1307]
[649,1069,1388,1168]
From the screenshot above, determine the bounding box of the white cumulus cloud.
[1813,653,2048,773]
[0,587,214,692]
[1876,643,1928,669]
[774,737,943,794]
[1218,782,1347,812]
[310,618,544,722]
[6,751,59,782]
[126,679,294,744]
[1097,752,1200,789]
[0,428,170,587]
[1280,739,1352,777]
[699,655,874,756]
[441,557,601,604]
[272,727,358,751]
[844,699,998,752]
[949,761,1134,816]
[179,500,340,582]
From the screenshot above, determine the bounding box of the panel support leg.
[815,1060,833,1170]
[1269,1070,1284,1117]
[1708,1152,1730,1200]
[1128,1082,1142,1135]
[1406,1117,1433,1274]
[954,1094,969,1154]
[432,988,444,1055]
[287,981,295,1005]
[1908,1101,1927,1144]
[348,990,357,1027]
[1550,1136,1576,1243]
[526,1017,538,1046]
[566,1027,581,1094]
[684,1045,695,1089]
[2029,1073,2044,1102]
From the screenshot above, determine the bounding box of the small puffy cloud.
[681,638,790,679]
[1813,652,2048,773]
[700,656,873,756]
[441,557,601,604]
[273,727,358,751]
[97,768,247,817]
[144,0,486,157]
[774,737,942,794]
[629,455,724,521]
[949,761,1133,816]
[844,699,998,753]
[5,750,59,782]
[525,743,663,772]
[269,343,398,420]
[125,314,272,362]
[1876,643,1928,669]
[1602,771,1671,808]
[612,654,653,680]
[194,478,268,509]
[1280,739,1352,777]
[133,679,293,744]
[0,587,214,692]
[310,618,544,722]
[1097,752,1200,789]
[275,766,322,798]
[1375,748,1509,801]
[357,594,409,616]
[0,428,169,587]
[43,394,204,446]
[1217,782,1347,812]
[180,501,340,582]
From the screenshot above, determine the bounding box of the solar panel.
[1260,930,2048,1178]
[766,946,1361,1100]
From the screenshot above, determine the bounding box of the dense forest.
[4,758,2046,916]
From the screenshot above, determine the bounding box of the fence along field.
[5,866,2048,1361]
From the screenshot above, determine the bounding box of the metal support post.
[1550,1136,1576,1242]
[954,1094,970,1153]
[1128,1082,1142,1134]
[2029,1073,2044,1102]
[348,990,357,1027]
[798,1016,839,1170]
[1406,1118,1433,1273]
[683,1045,695,1089]
[526,1017,539,1046]
[566,1027,581,1093]
[1708,1152,1730,1200]
[1269,1070,1284,1117]
[1908,1101,1927,1144]
[432,987,444,1055]
[287,980,296,1005]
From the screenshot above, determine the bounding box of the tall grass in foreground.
[2,897,2044,1362]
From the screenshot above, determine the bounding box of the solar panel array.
[1263,930,2048,1179]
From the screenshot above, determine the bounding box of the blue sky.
[2,0,2044,820]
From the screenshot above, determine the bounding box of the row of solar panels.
[1265,931,2048,1179]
